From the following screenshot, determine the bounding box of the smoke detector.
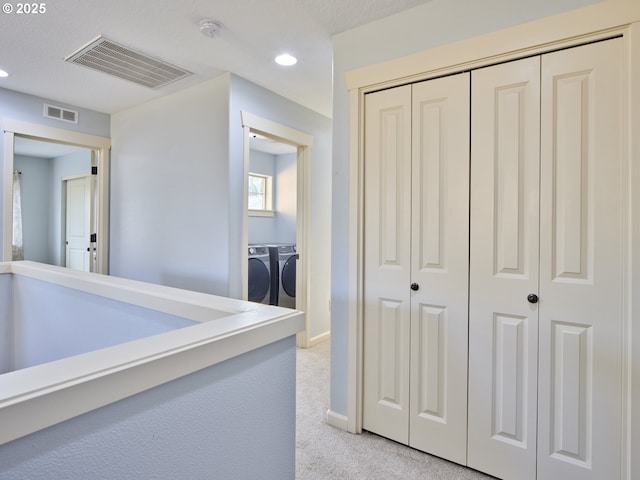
[200,20,224,38]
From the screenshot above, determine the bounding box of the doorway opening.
[247,134,298,308]
[241,111,313,347]
[12,136,94,271]
[3,119,110,273]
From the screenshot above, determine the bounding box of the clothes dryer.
[268,244,297,309]
[248,245,274,304]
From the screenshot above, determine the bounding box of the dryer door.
[248,258,270,303]
[282,255,296,298]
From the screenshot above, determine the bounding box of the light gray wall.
[110,76,231,295]
[329,0,603,416]
[0,336,296,480]
[230,74,332,339]
[13,155,52,264]
[0,88,110,257]
[274,152,297,244]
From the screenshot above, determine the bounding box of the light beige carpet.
[295,340,497,480]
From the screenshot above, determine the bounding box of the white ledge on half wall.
[0,261,304,446]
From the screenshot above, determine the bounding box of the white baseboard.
[308,331,330,347]
[326,409,349,431]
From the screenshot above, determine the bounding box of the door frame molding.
[240,111,314,347]
[2,119,111,273]
[338,4,640,480]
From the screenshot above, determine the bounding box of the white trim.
[308,330,330,348]
[345,5,640,479]
[2,119,111,274]
[61,172,90,182]
[347,87,363,434]
[1,119,110,149]
[326,409,349,431]
[241,125,251,302]
[296,142,312,348]
[0,261,304,446]
[241,111,314,147]
[241,111,314,348]
[627,19,640,480]
[248,209,275,217]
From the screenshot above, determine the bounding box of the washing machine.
[268,244,297,309]
[248,245,275,304]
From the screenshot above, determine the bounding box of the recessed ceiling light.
[0,69,8,78]
[275,54,297,66]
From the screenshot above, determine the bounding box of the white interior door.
[409,72,470,464]
[468,56,541,480]
[537,38,623,480]
[363,84,412,444]
[65,175,92,272]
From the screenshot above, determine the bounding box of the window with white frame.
[248,173,274,216]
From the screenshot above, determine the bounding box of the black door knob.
[527,294,539,304]
[411,283,419,291]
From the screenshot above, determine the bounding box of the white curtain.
[12,170,24,260]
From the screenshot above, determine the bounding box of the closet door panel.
[409,73,470,464]
[363,85,412,444]
[538,38,623,480]
[468,56,540,480]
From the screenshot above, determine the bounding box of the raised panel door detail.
[550,321,592,466]
[552,73,592,282]
[378,299,406,408]
[494,85,528,277]
[415,304,447,420]
[492,313,529,447]
[364,294,410,444]
[379,108,407,267]
[416,100,446,271]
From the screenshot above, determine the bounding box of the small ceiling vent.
[43,104,78,124]
[65,36,192,89]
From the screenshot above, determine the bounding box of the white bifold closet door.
[363,72,470,465]
[468,56,542,480]
[537,38,623,480]
[468,38,623,480]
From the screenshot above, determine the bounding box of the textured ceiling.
[0,0,431,118]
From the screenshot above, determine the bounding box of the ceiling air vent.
[65,36,192,89]
[43,104,78,124]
